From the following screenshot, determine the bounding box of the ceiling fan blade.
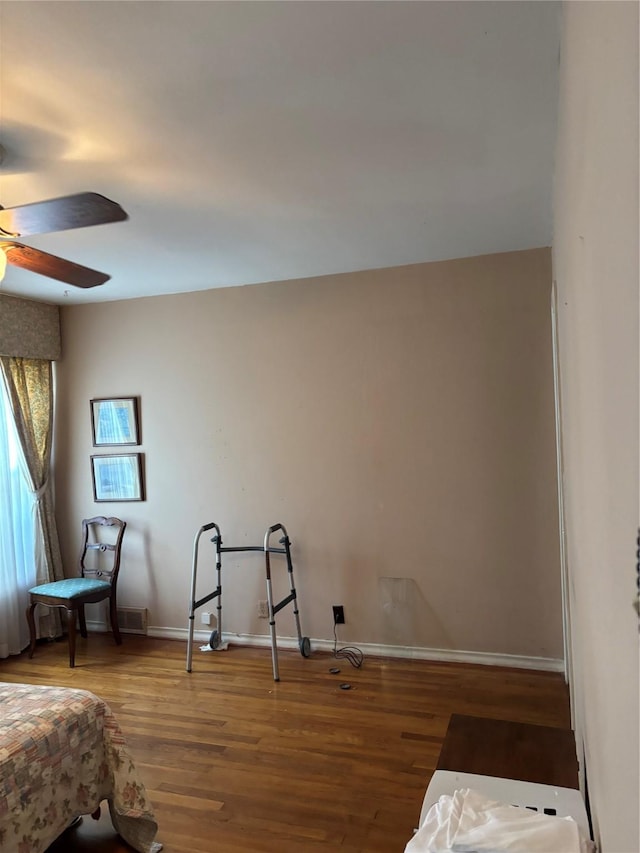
[2,241,110,288]
[0,192,127,238]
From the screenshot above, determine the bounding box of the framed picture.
[91,397,139,446]
[91,453,145,502]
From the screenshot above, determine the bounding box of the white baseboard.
[89,619,562,672]
[143,625,563,673]
[86,620,109,632]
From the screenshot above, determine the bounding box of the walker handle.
[264,522,289,550]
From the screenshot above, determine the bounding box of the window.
[0,375,36,658]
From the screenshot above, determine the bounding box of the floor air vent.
[115,607,148,635]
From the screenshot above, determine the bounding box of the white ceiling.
[0,1,560,305]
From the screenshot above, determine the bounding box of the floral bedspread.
[0,682,162,853]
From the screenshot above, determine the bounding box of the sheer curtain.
[0,375,36,658]
[0,357,64,642]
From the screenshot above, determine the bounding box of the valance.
[0,294,61,360]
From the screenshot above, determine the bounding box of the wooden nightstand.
[415,714,590,841]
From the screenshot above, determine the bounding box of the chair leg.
[109,595,122,646]
[66,607,77,668]
[78,605,88,638]
[26,601,38,659]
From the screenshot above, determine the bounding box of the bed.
[0,682,162,853]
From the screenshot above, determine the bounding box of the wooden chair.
[26,516,126,667]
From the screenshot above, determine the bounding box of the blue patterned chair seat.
[29,578,111,599]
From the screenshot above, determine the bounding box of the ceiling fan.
[0,192,128,289]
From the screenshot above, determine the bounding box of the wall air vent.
[115,606,148,635]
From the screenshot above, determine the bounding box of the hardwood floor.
[1,634,571,852]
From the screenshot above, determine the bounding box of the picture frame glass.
[91,454,144,502]
[91,398,139,446]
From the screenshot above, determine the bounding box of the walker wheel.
[300,636,311,657]
[209,630,219,649]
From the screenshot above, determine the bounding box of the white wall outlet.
[201,611,211,626]
[258,600,269,619]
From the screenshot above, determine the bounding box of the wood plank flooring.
[0,634,571,853]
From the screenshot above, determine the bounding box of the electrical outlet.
[201,611,211,626]
[258,600,269,619]
[333,605,345,624]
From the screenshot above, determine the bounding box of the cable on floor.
[333,620,364,668]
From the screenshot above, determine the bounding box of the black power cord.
[332,618,364,668]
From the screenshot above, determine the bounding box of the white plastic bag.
[405,788,594,853]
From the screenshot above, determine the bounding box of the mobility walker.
[186,522,310,681]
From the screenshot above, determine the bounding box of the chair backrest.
[79,516,126,587]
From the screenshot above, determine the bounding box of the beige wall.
[553,2,639,850]
[54,248,562,661]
